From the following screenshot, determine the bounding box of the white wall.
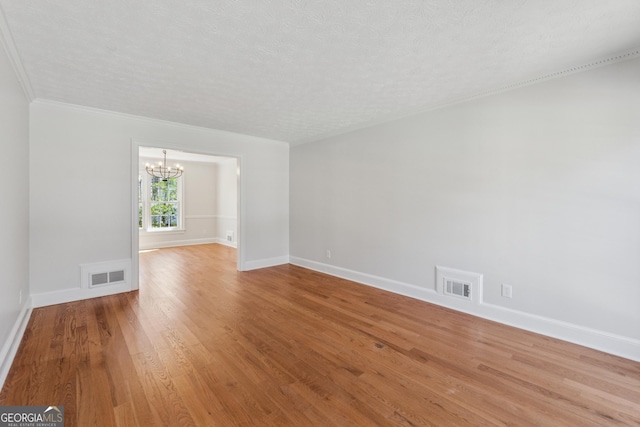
[30,100,289,302]
[138,157,238,249]
[216,158,238,245]
[290,57,640,360]
[0,36,30,383]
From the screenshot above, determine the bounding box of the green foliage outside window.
[151,177,177,202]
[139,175,181,229]
[151,203,178,227]
[150,177,179,228]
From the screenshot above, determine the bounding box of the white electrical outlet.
[325,249,331,259]
[501,284,513,298]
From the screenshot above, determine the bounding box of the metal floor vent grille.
[81,259,131,290]
[90,270,126,288]
[444,279,472,300]
[435,266,483,305]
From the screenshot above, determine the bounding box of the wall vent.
[90,270,126,288]
[435,266,483,304]
[444,279,472,300]
[81,259,131,289]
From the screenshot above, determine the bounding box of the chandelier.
[145,150,184,181]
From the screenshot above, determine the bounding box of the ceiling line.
[294,47,640,146]
[0,3,33,101]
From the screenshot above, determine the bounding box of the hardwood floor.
[1,244,639,426]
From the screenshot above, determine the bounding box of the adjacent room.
[137,147,238,254]
[0,1,639,425]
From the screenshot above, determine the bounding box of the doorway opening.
[131,142,242,290]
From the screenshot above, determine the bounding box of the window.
[139,173,183,231]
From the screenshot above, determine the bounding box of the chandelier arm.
[144,150,183,179]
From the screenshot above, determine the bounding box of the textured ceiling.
[1,1,640,145]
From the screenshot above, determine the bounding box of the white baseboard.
[31,283,132,308]
[139,237,218,250]
[215,238,237,248]
[289,257,640,362]
[0,298,32,390]
[243,255,289,271]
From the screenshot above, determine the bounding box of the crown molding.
[293,48,640,146]
[0,4,34,101]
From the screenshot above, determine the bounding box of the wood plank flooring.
[1,243,639,426]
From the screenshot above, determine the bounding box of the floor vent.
[81,259,131,289]
[436,266,483,304]
[90,270,126,288]
[444,279,472,300]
